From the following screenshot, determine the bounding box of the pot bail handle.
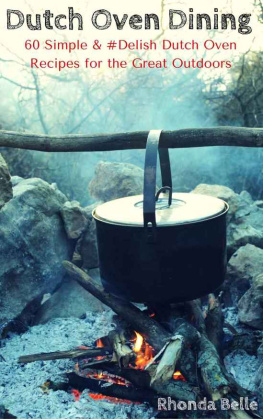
[143,130,172,240]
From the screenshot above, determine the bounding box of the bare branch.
[0,127,263,152]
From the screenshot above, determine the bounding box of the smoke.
[0,51,263,204]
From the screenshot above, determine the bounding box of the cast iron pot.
[93,130,229,304]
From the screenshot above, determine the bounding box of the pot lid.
[93,193,228,227]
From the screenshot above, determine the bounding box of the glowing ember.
[88,393,139,404]
[86,371,131,387]
[173,370,186,381]
[71,389,82,401]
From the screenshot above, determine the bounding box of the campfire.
[17,261,262,418]
[66,330,184,404]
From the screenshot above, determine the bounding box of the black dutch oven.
[93,130,229,304]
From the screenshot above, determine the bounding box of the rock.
[227,203,263,254]
[60,201,88,239]
[89,161,144,202]
[34,278,106,324]
[192,183,263,255]
[225,244,263,304]
[254,200,263,209]
[72,202,100,269]
[74,218,99,269]
[254,273,263,288]
[227,244,263,284]
[227,222,263,254]
[0,153,13,209]
[11,176,23,187]
[238,273,263,330]
[254,363,263,416]
[258,343,263,359]
[0,178,73,324]
[191,184,241,217]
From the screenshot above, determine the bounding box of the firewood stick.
[150,335,184,386]
[177,304,231,401]
[63,261,170,351]
[108,329,135,368]
[206,293,224,355]
[160,314,199,386]
[198,334,230,400]
[150,379,199,402]
[18,347,111,364]
[187,299,206,335]
[186,302,256,414]
[177,346,198,387]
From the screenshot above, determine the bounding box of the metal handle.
[155,186,172,206]
[143,130,172,241]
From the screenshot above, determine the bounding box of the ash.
[0,312,154,419]
[224,350,260,392]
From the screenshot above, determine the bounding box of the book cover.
[0,1,262,418]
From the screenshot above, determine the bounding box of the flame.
[96,338,104,348]
[71,389,82,401]
[133,332,143,353]
[96,338,104,360]
[173,371,186,382]
[132,332,154,369]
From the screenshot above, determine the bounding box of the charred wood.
[50,372,159,406]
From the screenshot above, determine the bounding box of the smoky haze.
[0,0,262,204]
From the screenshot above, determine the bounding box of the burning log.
[18,347,111,364]
[51,362,199,404]
[50,371,159,406]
